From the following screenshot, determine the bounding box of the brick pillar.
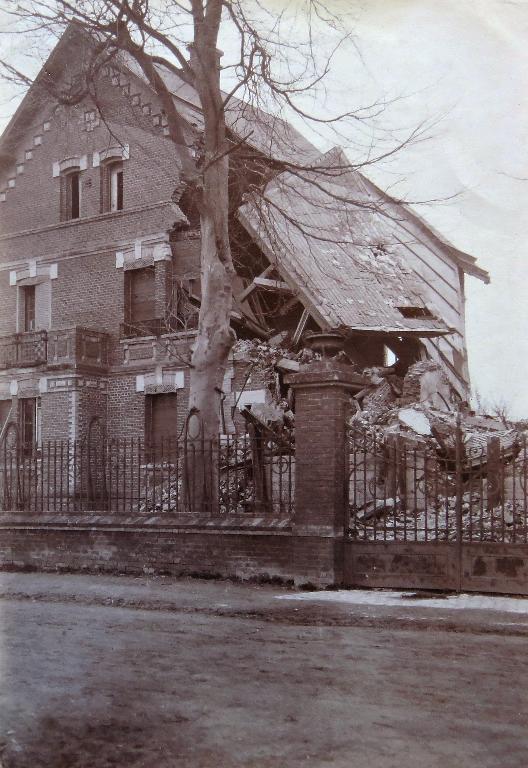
[287,360,363,586]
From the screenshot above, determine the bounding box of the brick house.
[0,24,488,454]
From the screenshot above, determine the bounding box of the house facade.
[0,25,488,455]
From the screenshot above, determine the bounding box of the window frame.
[61,168,82,221]
[22,284,36,332]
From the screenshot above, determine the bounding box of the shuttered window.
[124,267,156,335]
[145,394,178,459]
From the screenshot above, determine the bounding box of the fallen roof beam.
[253,277,292,293]
[235,265,275,304]
[292,307,311,347]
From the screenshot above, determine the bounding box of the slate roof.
[237,149,459,336]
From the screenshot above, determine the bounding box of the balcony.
[0,330,47,369]
[0,327,109,372]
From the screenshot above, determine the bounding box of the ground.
[1,574,527,768]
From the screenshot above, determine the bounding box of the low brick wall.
[344,541,528,595]
[0,514,295,583]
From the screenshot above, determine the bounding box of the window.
[101,161,124,213]
[22,285,36,331]
[110,162,124,211]
[123,267,156,336]
[19,397,40,454]
[61,170,81,220]
[145,393,179,460]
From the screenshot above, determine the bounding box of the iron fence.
[347,421,528,543]
[0,425,295,518]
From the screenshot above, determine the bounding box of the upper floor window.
[122,266,156,337]
[54,155,87,222]
[61,169,81,221]
[22,284,36,331]
[95,146,129,213]
[109,162,124,212]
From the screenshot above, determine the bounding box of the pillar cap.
[285,360,364,390]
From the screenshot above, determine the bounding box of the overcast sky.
[0,0,526,417]
[268,0,526,419]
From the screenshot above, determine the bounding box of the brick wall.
[0,519,294,582]
[0,69,183,238]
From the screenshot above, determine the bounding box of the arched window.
[94,145,129,213]
[60,168,81,221]
[109,161,124,212]
[54,156,85,221]
[67,170,81,219]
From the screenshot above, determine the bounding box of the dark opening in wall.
[22,284,36,331]
[61,170,81,220]
[397,306,433,319]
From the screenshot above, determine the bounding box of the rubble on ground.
[348,359,527,539]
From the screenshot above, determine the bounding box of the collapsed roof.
[0,24,489,363]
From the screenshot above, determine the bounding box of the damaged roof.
[237,149,461,336]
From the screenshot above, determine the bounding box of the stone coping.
[0,512,292,533]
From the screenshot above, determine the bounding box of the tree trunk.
[185,11,236,513]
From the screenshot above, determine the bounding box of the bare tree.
[0,0,429,507]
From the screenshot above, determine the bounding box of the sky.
[338,0,528,420]
[0,0,526,417]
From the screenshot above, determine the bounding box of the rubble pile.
[351,496,527,543]
[349,360,527,541]
[138,438,284,515]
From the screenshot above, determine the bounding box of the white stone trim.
[10,262,58,285]
[93,144,130,168]
[138,369,185,394]
[115,235,172,269]
[9,381,18,396]
[153,242,172,262]
[55,155,87,175]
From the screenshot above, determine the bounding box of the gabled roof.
[0,22,489,307]
[237,150,457,336]
[125,55,322,167]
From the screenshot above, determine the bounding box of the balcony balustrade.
[0,327,109,372]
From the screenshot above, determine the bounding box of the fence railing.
[347,423,528,543]
[0,430,295,518]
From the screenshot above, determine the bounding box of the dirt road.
[0,574,527,768]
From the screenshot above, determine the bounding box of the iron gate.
[345,418,528,594]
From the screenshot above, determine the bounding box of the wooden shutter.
[146,393,178,459]
[128,268,155,323]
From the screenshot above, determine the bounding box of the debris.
[401,360,452,410]
[398,408,432,436]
